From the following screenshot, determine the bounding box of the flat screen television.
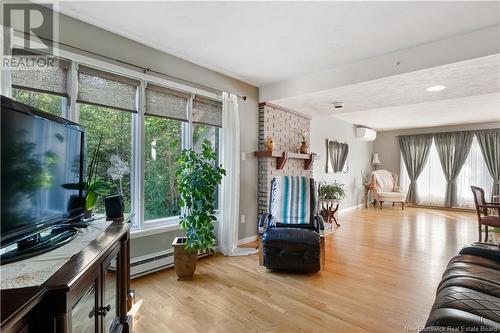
[1,96,86,262]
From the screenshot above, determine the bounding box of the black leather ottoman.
[262,227,321,273]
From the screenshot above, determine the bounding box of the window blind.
[145,84,190,121]
[77,65,140,112]
[11,48,70,97]
[193,95,222,127]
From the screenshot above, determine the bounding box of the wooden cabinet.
[69,245,122,333]
[1,217,133,333]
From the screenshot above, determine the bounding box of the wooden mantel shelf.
[254,150,317,170]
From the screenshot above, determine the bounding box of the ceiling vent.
[356,127,377,141]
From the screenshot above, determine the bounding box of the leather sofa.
[422,242,500,332]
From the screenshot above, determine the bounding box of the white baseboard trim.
[237,235,258,246]
[338,203,364,214]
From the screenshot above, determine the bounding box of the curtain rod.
[16,30,247,101]
[396,128,499,137]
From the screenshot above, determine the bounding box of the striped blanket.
[269,176,315,225]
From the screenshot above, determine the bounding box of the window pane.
[79,104,133,214]
[144,115,182,221]
[193,124,220,209]
[456,136,493,207]
[400,140,446,206]
[12,87,66,117]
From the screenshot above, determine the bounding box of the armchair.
[370,170,406,210]
[258,176,325,273]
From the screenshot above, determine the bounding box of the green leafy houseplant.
[318,181,347,201]
[176,140,226,253]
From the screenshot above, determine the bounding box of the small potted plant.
[173,140,225,280]
[318,180,347,201]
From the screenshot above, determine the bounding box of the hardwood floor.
[130,207,478,333]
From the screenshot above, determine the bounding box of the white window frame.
[5,36,223,236]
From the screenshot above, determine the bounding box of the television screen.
[1,97,85,246]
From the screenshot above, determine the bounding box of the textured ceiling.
[271,54,500,130]
[56,1,500,86]
[332,93,500,131]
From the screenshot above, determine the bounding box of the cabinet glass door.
[103,257,119,333]
[72,284,97,333]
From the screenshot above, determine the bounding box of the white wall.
[310,115,374,209]
[374,121,500,176]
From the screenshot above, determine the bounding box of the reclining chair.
[258,176,325,273]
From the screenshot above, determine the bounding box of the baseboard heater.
[129,248,212,279]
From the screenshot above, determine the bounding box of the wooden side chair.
[471,185,500,242]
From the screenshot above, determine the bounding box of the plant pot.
[84,209,93,219]
[172,237,198,281]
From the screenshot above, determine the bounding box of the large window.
[5,49,223,230]
[400,136,493,208]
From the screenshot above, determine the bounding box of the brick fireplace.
[257,103,312,216]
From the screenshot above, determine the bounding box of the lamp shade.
[372,153,381,166]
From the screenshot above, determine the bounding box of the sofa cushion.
[376,191,406,200]
[448,255,500,271]
[428,286,500,325]
[441,262,500,286]
[425,308,500,330]
[459,243,500,263]
[437,277,500,299]
[481,216,500,227]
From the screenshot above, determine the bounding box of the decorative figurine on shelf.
[300,130,310,154]
[265,136,275,151]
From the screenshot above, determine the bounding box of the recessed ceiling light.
[426,85,446,92]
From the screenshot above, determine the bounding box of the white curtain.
[455,136,493,207]
[219,92,256,256]
[401,139,446,205]
[400,136,493,208]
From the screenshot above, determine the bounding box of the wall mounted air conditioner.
[356,127,377,141]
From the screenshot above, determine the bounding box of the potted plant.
[318,180,347,201]
[173,140,225,280]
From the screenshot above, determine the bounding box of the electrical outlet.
[241,152,246,161]
[241,214,246,224]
